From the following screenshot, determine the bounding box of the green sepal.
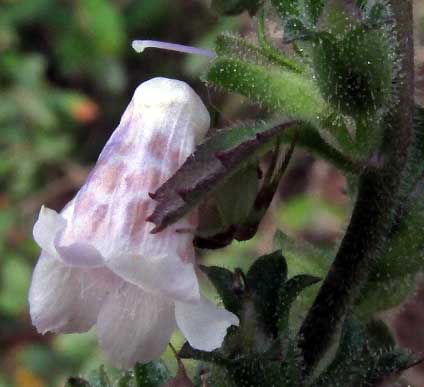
[246,251,287,336]
[148,120,299,232]
[215,33,275,66]
[206,57,325,124]
[66,378,91,387]
[216,32,303,72]
[276,274,321,336]
[214,165,259,229]
[133,361,170,387]
[211,0,263,16]
[312,26,392,117]
[200,265,244,316]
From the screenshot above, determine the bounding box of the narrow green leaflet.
[147,120,298,232]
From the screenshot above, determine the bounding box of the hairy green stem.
[281,124,362,174]
[297,0,414,378]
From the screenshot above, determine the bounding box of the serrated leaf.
[200,265,244,316]
[66,377,91,387]
[246,251,287,336]
[148,120,298,232]
[134,361,170,387]
[206,57,325,123]
[277,274,321,336]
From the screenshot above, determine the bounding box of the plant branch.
[280,124,362,174]
[297,0,414,378]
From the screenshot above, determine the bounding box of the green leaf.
[200,265,244,316]
[66,378,91,387]
[206,57,325,124]
[277,274,321,336]
[148,120,298,232]
[246,251,287,336]
[133,361,170,387]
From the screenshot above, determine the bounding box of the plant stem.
[297,0,414,378]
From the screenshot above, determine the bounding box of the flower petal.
[29,252,118,334]
[104,252,200,303]
[55,241,104,267]
[33,206,66,257]
[96,282,175,368]
[175,297,239,352]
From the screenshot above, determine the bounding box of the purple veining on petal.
[132,40,216,58]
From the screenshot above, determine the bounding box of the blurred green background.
[0,0,422,386]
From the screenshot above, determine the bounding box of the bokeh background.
[0,1,423,386]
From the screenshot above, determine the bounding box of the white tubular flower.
[29,77,239,368]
